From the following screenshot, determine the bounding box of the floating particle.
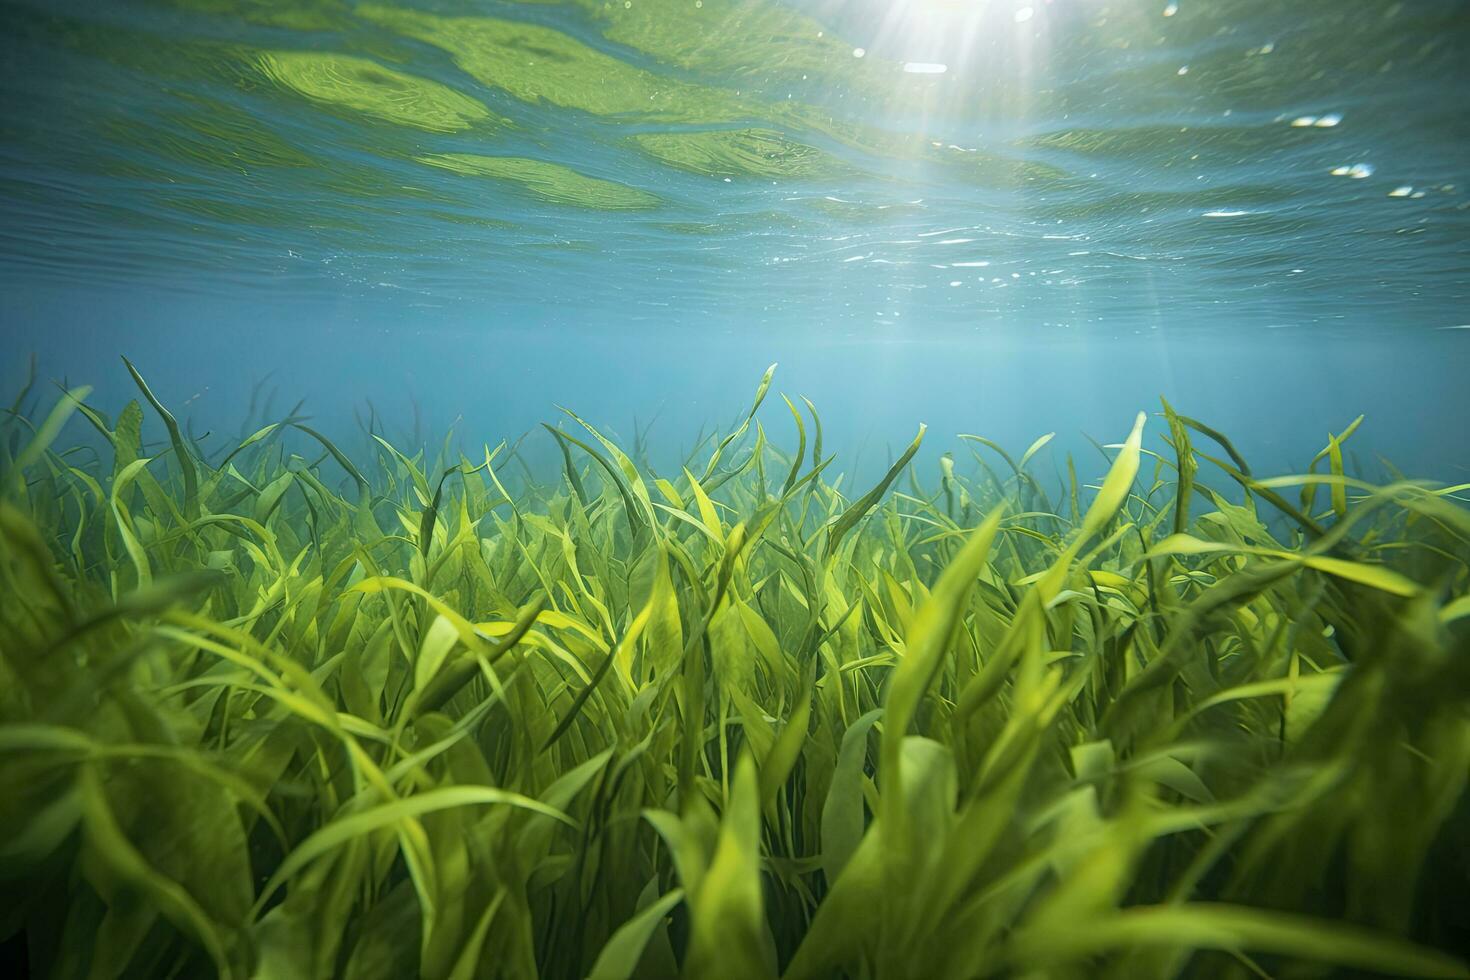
[1389,185,1413,197]
[852,47,866,58]
[1014,7,1034,23]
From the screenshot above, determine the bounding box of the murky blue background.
[2,0,1466,478]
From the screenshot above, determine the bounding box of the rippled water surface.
[3,0,1466,328]
[0,0,1466,471]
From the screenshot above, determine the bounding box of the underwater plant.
[1,361,1467,980]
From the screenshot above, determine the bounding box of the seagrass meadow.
[0,360,1466,980]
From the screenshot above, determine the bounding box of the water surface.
[1,0,1466,470]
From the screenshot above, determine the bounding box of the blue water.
[2,0,1466,476]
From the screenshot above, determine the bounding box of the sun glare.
[820,0,1051,86]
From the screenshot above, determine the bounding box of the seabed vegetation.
[2,360,1468,980]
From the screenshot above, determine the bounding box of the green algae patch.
[255,51,492,132]
[97,94,318,177]
[631,128,844,180]
[357,4,1050,187]
[570,0,868,86]
[357,5,753,124]
[2,361,1468,980]
[779,105,1073,187]
[161,95,319,170]
[1023,123,1288,158]
[158,0,354,32]
[416,153,659,210]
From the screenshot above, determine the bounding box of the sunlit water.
[1,0,1466,474]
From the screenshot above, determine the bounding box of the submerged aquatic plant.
[1,361,1467,980]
